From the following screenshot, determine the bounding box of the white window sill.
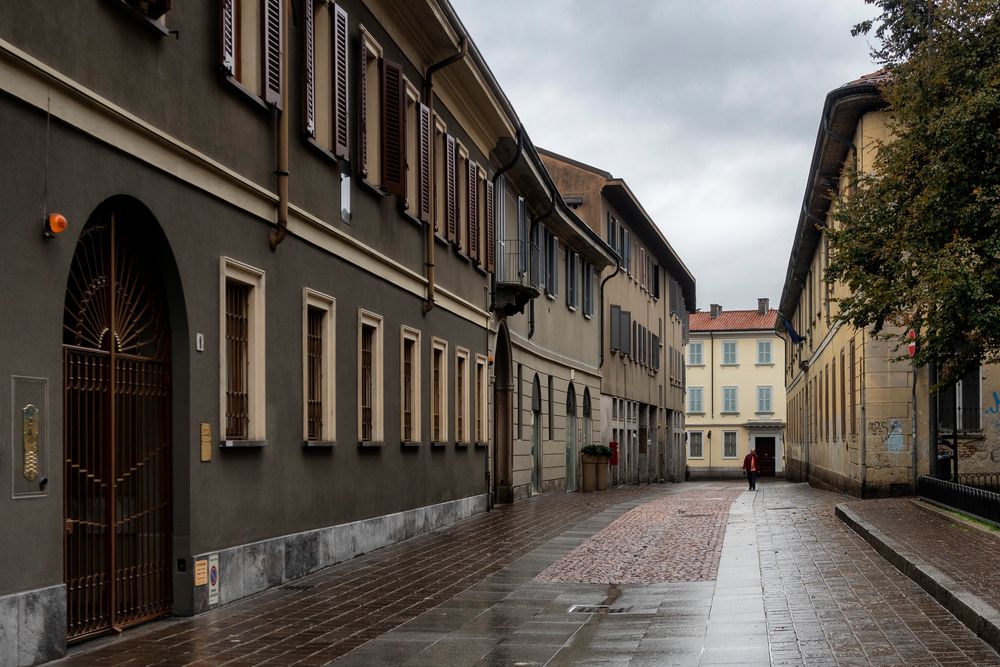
[219,439,267,448]
[302,440,336,448]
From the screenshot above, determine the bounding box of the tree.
[827,0,1000,384]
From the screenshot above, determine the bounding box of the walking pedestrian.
[742,447,759,491]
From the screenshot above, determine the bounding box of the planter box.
[582,455,611,492]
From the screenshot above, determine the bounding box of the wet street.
[60,481,1000,666]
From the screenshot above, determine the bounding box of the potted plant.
[581,444,612,492]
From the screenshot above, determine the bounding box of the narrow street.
[58,481,1000,666]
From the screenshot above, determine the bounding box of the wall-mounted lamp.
[43,213,68,239]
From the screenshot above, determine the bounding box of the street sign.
[907,329,917,358]
[208,554,219,606]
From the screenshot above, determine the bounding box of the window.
[849,340,857,437]
[610,305,621,351]
[612,397,618,420]
[456,348,470,443]
[757,386,773,413]
[455,144,468,252]
[303,1,348,157]
[688,342,703,365]
[566,250,578,309]
[475,355,488,443]
[400,327,421,443]
[544,229,559,296]
[582,263,594,317]
[723,431,737,458]
[722,341,737,365]
[304,289,336,443]
[688,387,704,413]
[688,431,703,458]
[757,340,772,364]
[840,349,846,439]
[938,366,982,434]
[221,0,283,106]
[431,338,448,442]
[548,375,555,440]
[404,81,419,211]
[433,117,447,235]
[606,213,617,254]
[722,386,738,413]
[221,258,266,443]
[465,162,483,263]
[358,310,384,443]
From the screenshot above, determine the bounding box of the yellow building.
[685,301,786,478]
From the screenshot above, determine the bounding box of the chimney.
[710,304,722,318]
[758,298,769,315]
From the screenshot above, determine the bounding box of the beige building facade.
[779,73,1000,497]
[685,302,786,479]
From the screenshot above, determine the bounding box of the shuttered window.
[358,30,381,182]
[467,161,479,262]
[306,2,348,154]
[225,281,251,440]
[610,305,621,351]
[445,136,457,242]
[222,0,281,104]
[620,311,632,357]
[418,104,432,222]
[262,0,283,107]
[380,60,405,196]
[485,180,495,272]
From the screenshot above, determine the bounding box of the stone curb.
[836,503,1000,655]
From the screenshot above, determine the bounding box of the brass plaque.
[200,422,212,462]
[194,559,209,586]
[23,404,39,482]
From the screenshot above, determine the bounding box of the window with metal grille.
[432,346,443,441]
[360,323,375,441]
[403,337,415,441]
[476,357,486,442]
[226,280,251,439]
[689,432,703,458]
[306,306,324,440]
[723,431,737,458]
[456,354,466,442]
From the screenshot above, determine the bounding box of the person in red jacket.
[742,448,759,491]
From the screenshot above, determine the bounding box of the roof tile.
[689,309,777,332]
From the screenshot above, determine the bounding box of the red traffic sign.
[906,329,917,358]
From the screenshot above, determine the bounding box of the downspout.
[929,358,938,478]
[527,199,555,339]
[268,3,290,251]
[859,329,867,497]
[598,260,622,368]
[488,129,524,311]
[421,37,469,314]
[912,358,918,492]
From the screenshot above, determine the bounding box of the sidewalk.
[837,496,1000,655]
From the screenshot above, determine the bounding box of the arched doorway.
[565,384,577,492]
[531,374,542,494]
[493,323,514,503]
[63,201,173,641]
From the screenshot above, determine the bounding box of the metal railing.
[918,475,1000,524]
[495,239,539,288]
[958,472,1000,493]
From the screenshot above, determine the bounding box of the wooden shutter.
[380,60,405,196]
[445,135,456,242]
[220,0,236,75]
[610,305,620,351]
[333,4,350,158]
[485,180,495,272]
[418,104,432,222]
[467,161,479,262]
[262,0,283,108]
[303,0,315,137]
[358,41,367,178]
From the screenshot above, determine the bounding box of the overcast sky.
[451,0,879,313]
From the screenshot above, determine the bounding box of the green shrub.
[581,444,613,457]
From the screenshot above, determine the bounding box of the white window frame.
[431,337,449,443]
[688,341,703,365]
[688,386,704,414]
[722,386,738,414]
[403,78,419,212]
[688,431,704,459]
[357,309,384,443]
[220,257,266,442]
[757,386,773,414]
[722,340,738,365]
[433,114,447,236]
[475,354,488,444]
[455,347,471,444]
[303,288,336,443]
[400,326,422,444]
[757,340,773,365]
[722,431,738,459]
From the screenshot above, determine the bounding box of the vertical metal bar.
[109,214,117,629]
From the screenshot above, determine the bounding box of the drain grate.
[568,604,633,614]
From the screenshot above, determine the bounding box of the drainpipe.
[598,259,622,368]
[929,358,938,478]
[421,38,469,314]
[488,129,524,311]
[268,6,290,251]
[527,199,555,339]
[912,360,918,492]
[859,329,867,497]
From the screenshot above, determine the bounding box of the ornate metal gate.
[63,214,172,641]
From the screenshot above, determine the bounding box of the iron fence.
[495,239,539,288]
[957,472,1000,493]
[918,475,1000,525]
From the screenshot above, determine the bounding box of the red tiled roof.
[689,309,777,332]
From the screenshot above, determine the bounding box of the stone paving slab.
[837,497,1000,656]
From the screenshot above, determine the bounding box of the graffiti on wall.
[868,418,905,451]
[985,391,1000,437]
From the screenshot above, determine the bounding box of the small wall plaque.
[194,559,208,586]
[23,404,39,481]
[200,422,212,462]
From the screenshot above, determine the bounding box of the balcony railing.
[492,239,540,316]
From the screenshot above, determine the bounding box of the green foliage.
[828,0,1000,384]
[581,444,613,458]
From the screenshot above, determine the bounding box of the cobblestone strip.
[535,487,743,584]
[758,482,1000,666]
[57,485,673,667]
[838,499,1000,656]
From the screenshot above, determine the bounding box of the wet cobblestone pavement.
[58,481,1000,666]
